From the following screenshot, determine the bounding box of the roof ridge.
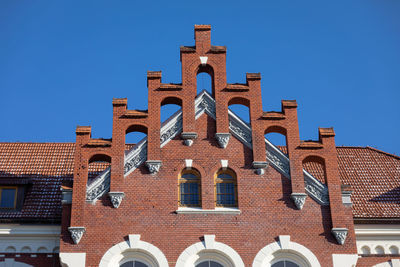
[366,146,400,160]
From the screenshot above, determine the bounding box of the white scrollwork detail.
[68,227,85,244]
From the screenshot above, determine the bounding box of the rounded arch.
[265,125,287,136]
[99,235,168,267]
[302,155,325,166]
[21,246,31,253]
[175,237,244,267]
[126,124,148,135]
[88,153,112,164]
[360,245,371,255]
[389,245,399,255]
[196,64,214,77]
[161,96,183,107]
[173,162,207,181]
[196,64,215,96]
[302,155,326,184]
[5,246,16,253]
[37,246,48,253]
[374,245,384,255]
[228,97,250,108]
[253,236,321,267]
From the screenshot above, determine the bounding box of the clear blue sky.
[1,1,399,156]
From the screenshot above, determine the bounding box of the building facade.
[0,25,399,267]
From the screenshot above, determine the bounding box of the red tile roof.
[0,143,398,221]
[337,146,400,218]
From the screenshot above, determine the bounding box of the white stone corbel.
[252,161,268,175]
[332,228,348,245]
[291,193,307,210]
[145,160,162,174]
[215,133,231,148]
[108,192,125,208]
[181,132,198,146]
[68,227,86,244]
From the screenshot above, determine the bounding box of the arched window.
[361,245,371,255]
[179,169,201,207]
[196,260,224,267]
[389,245,399,255]
[375,245,384,255]
[271,260,300,267]
[215,169,237,207]
[120,261,148,267]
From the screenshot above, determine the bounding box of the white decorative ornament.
[99,235,169,267]
[146,160,162,174]
[332,228,348,245]
[176,236,244,267]
[200,56,208,65]
[221,160,228,169]
[252,161,268,175]
[215,133,231,148]
[291,193,307,210]
[181,132,198,146]
[108,192,125,208]
[253,235,321,267]
[68,227,86,244]
[185,159,193,169]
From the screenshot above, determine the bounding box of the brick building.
[0,25,399,267]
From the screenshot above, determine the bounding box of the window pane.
[134,261,148,267]
[182,173,198,179]
[209,261,224,267]
[120,262,134,267]
[271,262,285,267]
[0,189,16,208]
[217,173,233,179]
[285,261,300,267]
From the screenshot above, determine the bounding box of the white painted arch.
[175,235,244,267]
[252,235,321,267]
[99,234,168,267]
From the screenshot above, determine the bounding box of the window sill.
[176,207,241,215]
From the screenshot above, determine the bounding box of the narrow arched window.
[215,169,237,207]
[179,169,201,207]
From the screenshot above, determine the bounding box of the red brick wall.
[61,115,356,267]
